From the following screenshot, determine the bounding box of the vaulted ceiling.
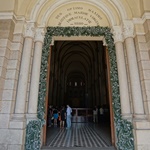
[49,40,107,107]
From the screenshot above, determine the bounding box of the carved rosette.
[24,22,35,38]
[112,26,124,43]
[34,27,45,43]
[122,20,134,39]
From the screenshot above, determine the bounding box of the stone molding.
[142,12,150,24]
[112,26,124,43]
[0,12,16,23]
[24,22,35,38]
[133,12,150,24]
[34,27,45,43]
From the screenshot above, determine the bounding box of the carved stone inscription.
[54,6,102,26]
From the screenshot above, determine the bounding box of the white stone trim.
[0,12,15,19]
[133,12,150,24]
[133,18,143,24]
[108,0,127,19]
[142,12,150,21]
[132,12,150,35]
[30,0,48,22]
[52,36,104,41]
[0,12,26,22]
[0,12,17,24]
[51,36,104,45]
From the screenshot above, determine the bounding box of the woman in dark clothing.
[48,105,53,127]
[53,107,58,126]
[60,106,66,128]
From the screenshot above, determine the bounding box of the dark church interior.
[43,40,115,149]
[48,40,109,109]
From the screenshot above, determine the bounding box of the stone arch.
[30,0,129,26]
[41,1,116,26]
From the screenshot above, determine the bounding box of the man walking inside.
[66,104,72,129]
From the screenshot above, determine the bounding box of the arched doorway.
[32,26,134,150]
[25,2,134,150]
[44,39,115,148]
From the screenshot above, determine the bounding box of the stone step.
[41,146,116,150]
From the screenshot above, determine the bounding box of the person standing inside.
[99,106,104,123]
[60,106,66,128]
[48,105,53,127]
[93,106,98,123]
[66,105,72,129]
[53,107,58,126]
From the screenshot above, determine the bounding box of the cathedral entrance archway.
[25,26,134,150]
[33,27,134,150]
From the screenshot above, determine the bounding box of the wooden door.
[43,46,52,145]
[105,47,115,146]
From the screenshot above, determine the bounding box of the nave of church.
[41,39,115,149]
[48,40,109,108]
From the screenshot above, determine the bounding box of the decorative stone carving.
[112,26,124,43]
[24,22,35,38]
[122,20,134,39]
[34,27,45,43]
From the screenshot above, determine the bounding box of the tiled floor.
[42,123,116,150]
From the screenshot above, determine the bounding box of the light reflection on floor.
[45,123,115,150]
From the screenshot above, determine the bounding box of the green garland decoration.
[25,120,42,150]
[25,26,134,150]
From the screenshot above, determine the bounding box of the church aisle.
[43,123,116,150]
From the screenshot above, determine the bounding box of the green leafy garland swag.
[25,26,134,150]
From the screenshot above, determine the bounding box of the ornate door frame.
[25,26,134,150]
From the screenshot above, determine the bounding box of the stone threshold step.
[41,146,116,150]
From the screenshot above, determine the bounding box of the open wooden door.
[43,46,52,145]
[105,47,116,146]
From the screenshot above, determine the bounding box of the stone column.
[14,22,35,117]
[113,26,131,120]
[123,21,145,119]
[27,27,45,119]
